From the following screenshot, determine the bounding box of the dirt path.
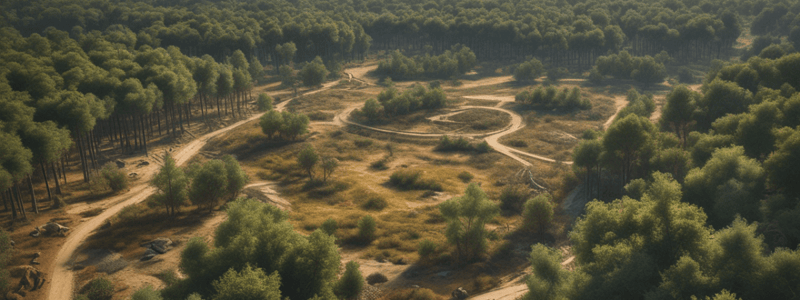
[462,95,515,107]
[602,95,629,130]
[47,80,340,300]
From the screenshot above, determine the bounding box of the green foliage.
[320,218,338,236]
[514,58,544,82]
[175,198,339,300]
[152,153,189,215]
[131,285,163,300]
[257,94,273,111]
[457,171,474,183]
[335,261,364,300]
[439,183,499,262]
[362,84,447,120]
[357,215,377,241]
[320,156,339,182]
[617,88,656,119]
[362,197,388,211]
[376,45,476,80]
[417,239,438,262]
[515,86,590,111]
[222,155,248,198]
[389,170,443,191]
[297,144,319,180]
[523,244,569,300]
[189,159,228,210]
[299,56,329,87]
[436,135,472,152]
[99,162,128,192]
[259,110,283,139]
[522,193,554,233]
[499,184,528,213]
[80,277,115,300]
[212,265,281,300]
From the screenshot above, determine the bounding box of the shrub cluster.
[389,170,443,191]
[515,86,591,111]
[357,84,447,122]
[594,50,667,85]
[99,162,128,192]
[259,109,310,140]
[376,45,476,80]
[436,135,492,153]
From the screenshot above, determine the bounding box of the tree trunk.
[27,174,39,214]
[7,189,16,219]
[52,162,62,194]
[14,184,27,219]
[41,162,52,202]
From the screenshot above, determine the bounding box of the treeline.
[355,84,447,122]
[0,26,260,220]
[375,45,476,80]
[593,50,668,85]
[515,86,591,111]
[531,50,800,300]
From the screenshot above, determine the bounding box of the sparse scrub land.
[389,170,443,192]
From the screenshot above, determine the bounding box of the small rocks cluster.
[451,287,469,300]
[29,222,69,237]
[140,237,173,261]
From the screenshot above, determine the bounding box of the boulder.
[115,160,125,168]
[33,252,41,259]
[137,161,150,167]
[142,237,173,254]
[451,287,468,300]
[29,228,40,237]
[9,238,14,247]
[18,267,46,291]
[42,222,69,236]
[140,248,158,261]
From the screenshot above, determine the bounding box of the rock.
[115,160,125,168]
[137,160,150,167]
[18,266,46,291]
[30,259,39,265]
[141,248,158,261]
[42,222,69,236]
[29,228,40,237]
[129,172,138,177]
[451,287,468,300]
[9,239,14,247]
[392,257,407,265]
[436,271,451,278]
[366,272,388,285]
[33,252,41,259]
[6,292,23,300]
[142,237,173,254]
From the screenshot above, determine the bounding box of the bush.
[385,288,444,300]
[522,193,554,233]
[357,215,377,241]
[257,93,273,111]
[100,162,128,192]
[370,159,389,170]
[320,218,338,235]
[336,261,364,300]
[436,135,472,151]
[362,197,388,211]
[499,184,529,213]
[475,141,491,153]
[389,170,442,191]
[417,239,438,262]
[80,277,115,300]
[354,138,373,148]
[366,272,388,285]
[457,171,474,183]
[131,285,163,300]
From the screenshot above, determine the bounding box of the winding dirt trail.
[47,81,340,300]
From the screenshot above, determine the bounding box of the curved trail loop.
[47,81,339,300]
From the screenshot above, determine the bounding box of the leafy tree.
[80,277,115,300]
[212,265,281,300]
[279,111,309,140]
[439,183,499,262]
[358,98,384,122]
[523,244,570,300]
[514,58,544,82]
[631,56,666,85]
[297,144,319,180]
[321,156,338,182]
[299,56,329,87]
[275,42,297,66]
[695,79,753,131]
[335,261,364,300]
[522,193,554,233]
[259,110,283,139]
[603,114,656,185]
[257,93,273,111]
[189,159,228,211]
[661,86,698,146]
[766,128,800,198]
[573,139,603,200]
[99,162,128,192]
[320,218,338,235]
[152,153,189,216]
[222,155,248,200]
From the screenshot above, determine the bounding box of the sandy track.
[48,80,340,300]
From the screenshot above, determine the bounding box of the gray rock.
[142,237,173,254]
[30,258,40,265]
[451,287,468,300]
[9,239,14,247]
[115,160,125,168]
[30,229,40,237]
[141,248,158,261]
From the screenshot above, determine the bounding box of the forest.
[2,0,800,299]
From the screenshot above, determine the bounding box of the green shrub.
[436,135,472,152]
[417,239,438,261]
[257,93,273,111]
[336,261,364,300]
[475,141,491,153]
[362,197,388,211]
[457,171,474,183]
[80,277,115,300]
[74,295,90,300]
[389,170,443,191]
[354,138,373,148]
[522,193,554,233]
[370,159,388,170]
[100,162,128,192]
[131,285,163,300]
[499,184,528,213]
[357,215,377,241]
[320,218,338,236]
